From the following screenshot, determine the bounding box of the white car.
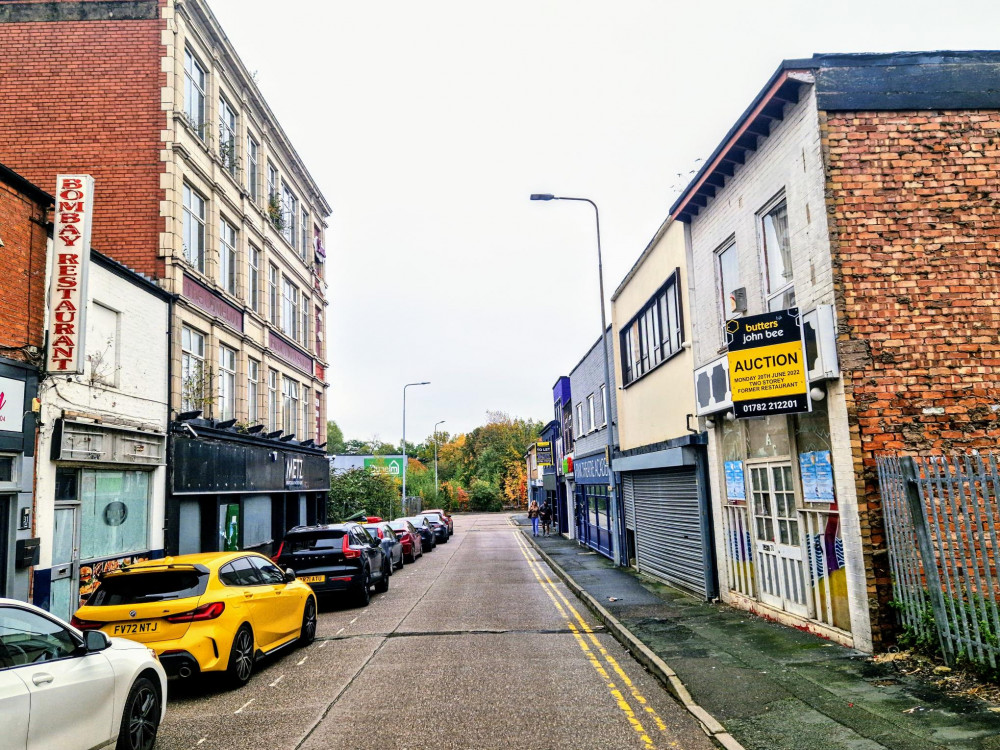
[0,597,167,750]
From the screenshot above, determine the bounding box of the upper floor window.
[600,384,608,427]
[246,134,259,202]
[587,394,596,433]
[281,184,298,248]
[576,402,584,436]
[218,345,236,420]
[620,270,682,386]
[184,49,207,138]
[247,358,260,424]
[282,378,299,436]
[219,217,237,296]
[268,368,279,431]
[181,326,206,412]
[267,162,278,200]
[268,263,279,326]
[717,241,740,323]
[300,209,309,260]
[248,245,261,313]
[218,96,238,175]
[281,277,299,340]
[182,184,206,273]
[760,199,794,311]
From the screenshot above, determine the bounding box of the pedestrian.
[528,500,540,536]
[540,502,552,536]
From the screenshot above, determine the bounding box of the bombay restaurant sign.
[726,308,809,419]
[46,175,95,374]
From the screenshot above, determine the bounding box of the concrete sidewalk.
[516,518,1000,750]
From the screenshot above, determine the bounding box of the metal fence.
[877,453,1000,668]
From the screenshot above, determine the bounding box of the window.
[302,390,310,442]
[267,162,277,199]
[80,469,150,560]
[315,390,322,444]
[182,184,206,273]
[246,133,259,202]
[717,241,740,322]
[619,270,683,386]
[0,607,77,666]
[282,378,299,436]
[301,209,309,259]
[282,277,299,340]
[577,403,585,436]
[0,455,17,487]
[183,49,207,137]
[219,217,237,296]
[218,346,236,419]
[600,384,608,427]
[247,358,260,423]
[218,96,237,175]
[268,263,279,326]
[315,306,323,355]
[219,557,262,587]
[281,184,298,248]
[87,302,120,387]
[248,244,260,313]
[301,295,309,347]
[181,326,206,412]
[268,369,278,431]
[249,555,285,584]
[761,199,794,311]
[587,394,596,433]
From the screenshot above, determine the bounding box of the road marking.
[234,698,254,714]
[335,627,345,635]
[319,640,328,648]
[349,617,357,625]
[514,531,663,749]
[297,655,308,666]
[269,675,284,687]
[196,739,206,746]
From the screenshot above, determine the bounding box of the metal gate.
[623,478,635,531]
[628,468,711,598]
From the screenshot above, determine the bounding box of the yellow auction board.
[726,308,810,419]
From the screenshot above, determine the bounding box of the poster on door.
[799,450,835,503]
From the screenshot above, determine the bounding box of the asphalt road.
[155,514,715,750]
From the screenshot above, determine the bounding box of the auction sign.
[47,175,95,374]
[726,308,809,419]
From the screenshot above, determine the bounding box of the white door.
[0,669,29,750]
[0,605,115,750]
[748,461,810,618]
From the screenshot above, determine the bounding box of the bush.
[469,479,502,512]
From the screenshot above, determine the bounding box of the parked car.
[0,597,167,750]
[423,508,454,536]
[363,521,404,572]
[404,516,437,552]
[417,512,449,544]
[71,551,317,689]
[388,518,423,563]
[274,522,390,608]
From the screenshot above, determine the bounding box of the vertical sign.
[536,441,553,467]
[47,175,95,374]
[726,307,809,418]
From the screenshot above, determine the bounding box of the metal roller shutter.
[623,474,636,531]
[632,468,709,598]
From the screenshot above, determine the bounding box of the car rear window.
[88,570,208,605]
[286,531,347,552]
[388,524,408,533]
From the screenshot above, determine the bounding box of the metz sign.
[726,308,809,419]
[47,175,95,374]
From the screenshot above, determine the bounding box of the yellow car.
[71,551,318,688]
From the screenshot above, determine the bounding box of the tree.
[502,460,527,508]
[327,467,398,521]
[326,420,345,454]
[469,479,502,512]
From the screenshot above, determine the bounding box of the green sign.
[364,457,404,478]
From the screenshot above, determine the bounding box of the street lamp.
[530,193,622,566]
[433,420,446,502]
[400,381,430,519]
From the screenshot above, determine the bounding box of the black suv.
[274,523,389,607]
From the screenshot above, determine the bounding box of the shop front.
[574,451,613,558]
[167,422,329,557]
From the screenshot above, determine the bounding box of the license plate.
[299,575,325,584]
[112,621,159,635]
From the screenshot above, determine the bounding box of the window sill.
[621,346,685,390]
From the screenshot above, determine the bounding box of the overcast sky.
[210,0,1000,445]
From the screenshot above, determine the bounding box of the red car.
[423,508,454,536]
[388,518,423,563]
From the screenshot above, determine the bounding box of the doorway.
[50,504,80,621]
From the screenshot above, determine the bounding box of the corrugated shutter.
[632,468,709,598]
[623,474,636,531]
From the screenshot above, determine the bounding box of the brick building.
[0,163,50,600]
[676,51,1000,651]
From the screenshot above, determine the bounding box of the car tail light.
[271,541,284,561]
[165,601,226,623]
[70,616,103,630]
[377,528,384,538]
[343,535,361,559]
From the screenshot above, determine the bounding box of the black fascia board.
[173,422,327,456]
[0,162,54,206]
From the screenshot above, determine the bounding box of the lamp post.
[400,381,430,519]
[433,420,446,502]
[530,193,622,566]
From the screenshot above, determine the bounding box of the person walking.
[528,500,540,536]
[540,502,552,537]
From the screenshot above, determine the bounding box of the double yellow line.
[510,523,679,750]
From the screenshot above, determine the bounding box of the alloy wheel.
[126,684,158,750]
[234,628,254,681]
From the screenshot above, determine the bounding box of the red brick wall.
[823,110,1000,646]
[0,177,50,361]
[0,4,167,278]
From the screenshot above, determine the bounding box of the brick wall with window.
[823,109,1000,645]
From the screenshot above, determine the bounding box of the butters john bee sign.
[47,175,95,374]
[726,308,809,419]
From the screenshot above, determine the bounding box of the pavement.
[518,517,1000,750]
[155,513,714,750]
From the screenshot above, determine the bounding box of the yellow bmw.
[71,551,317,688]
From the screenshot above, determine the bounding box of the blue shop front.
[574,450,613,558]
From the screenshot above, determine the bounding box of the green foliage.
[325,420,345,454]
[328,467,399,521]
[469,479,502,512]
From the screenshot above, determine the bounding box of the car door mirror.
[84,629,111,653]
[283,568,297,583]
